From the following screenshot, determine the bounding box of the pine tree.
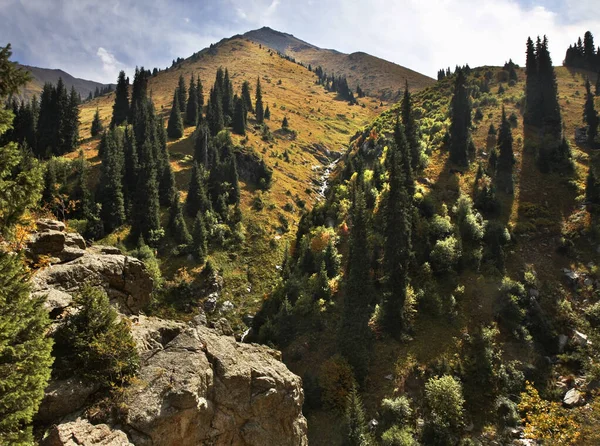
[73,150,92,219]
[156,119,176,206]
[264,105,271,120]
[401,81,420,172]
[282,116,289,129]
[167,90,184,139]
[255,76,264,124]
[41,161,58,213]
[382,122,412,338]
[584,78,599,147]
[91,108,103,137]
[241,80,253,112]
[186,74,199,126]
[338,186,372,381]
[99,130,126,232]
[344,384,371,446]
[194,122,211,168]
[449,69,472,166]
[222,68,234,118]
[232,95,246,135]
[206,85,224,136]
[586,167,600,205]
[186,161,211,217]
[197,76,204,118]
[177,74,187,112]
[524,37,541,126]
[596,71,600,96]
[122,127,139,216]
[0,44,52,445]
[168,190,192,245]
[192,211,207,262]
[53,78,69,155]
[36,82,54,157]
[111,70,130,127]
[495,107,514,193]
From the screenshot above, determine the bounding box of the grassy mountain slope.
[15,64,111,101]
[271,64,600,444]
[76,36,383,329]
[244,27,435,100]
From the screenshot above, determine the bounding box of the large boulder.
[123,325,307,446]
[32,254,153,313]
[41,418,133,446]
[36,378,100,424]
[27,220,87,264]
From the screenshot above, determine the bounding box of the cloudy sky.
[1,0,599,84]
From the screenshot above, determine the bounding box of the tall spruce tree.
[401,81,420,171]
[448,69,472,166]
[241,80,253,112]
[98,130,126,232]
[524,37,541,126]
[0,44,53,444]
[596,71,600,96]
[91,108,103,137]
[122,127,139,217]
[338,186,372,381]
[186,74,199,126]
[186,161,211,218]
[177,74,187,112]
[192,211,208,262]
[222,68,234,119]
[584,78,599,147]
[63,86,80,153]
[207,84,224,136]
[36,82,54,157]
[495,107,515,193]
[73,150,92,219]
[194,122,212,168]
[382,122,412,338]
[111,70,130,127]
[167,90,184,139]
[156,119,176,206]
[168,190,192,246]
[132,136,162,242]
[255,76,264,124]
[232,95,246,135]
[344,384,371,446]
[196,76,204,119]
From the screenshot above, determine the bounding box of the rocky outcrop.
[27,220,87,264]
[41,418,133,446]
[36,378,100,423]
[33,253,153,313]
[122,319,307,446]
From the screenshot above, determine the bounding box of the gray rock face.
[41,418,133,446]
[563,388,585,407]
[27,221,87,264]
[36,378,100,423]
[123,325,307,446]
[37,219,66,232]
[33,254,153,313]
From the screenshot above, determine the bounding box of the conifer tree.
[282,116,289,129]
[495,107,514,193]
[129,67,149,123]
[194,122,211,168]
[255,76,264,124]
[91,108,103,137]
[122,127,139,216]
[196,76,204,118]
[63,86,80,153]
[186,161,211,217]
[186,74,199,126]
[167,90,184,139]
[168,190,192,245]
[111,70,130,127]
[156,119,176,206]
[0,44,52,444]
[192,211,207,262]
[41,161,58,213]
[177,74,187,112]
[73,150,92,219]
[596,71,600,96]
[401,81,420,171]
[264,105,271,120]
[448,69,472,166]
[586,167,600,205]
[232,95,246,135]
[524,37,540,126]
[584,78,599,147]
[36,82,54,157]
[222,68,234,118]
[338,186,372,381]
[99,130,126,232]
[207,85,224,136]
[241,80,253,112]
[382,122,412,337]
[344,384,371,446]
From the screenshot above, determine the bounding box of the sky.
[1,0,599,84]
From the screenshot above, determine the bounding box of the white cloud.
[97,47,122,77]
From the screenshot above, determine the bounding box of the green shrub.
[431,236,461,273]
[381,426,417,446]
[54,285,139,387]
[381,396,413,428]
[423,375,465,445]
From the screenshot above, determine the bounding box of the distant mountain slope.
[243,27,435,100]
[15,64,111,101]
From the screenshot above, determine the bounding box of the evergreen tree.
[0,44,52,444]
[222,68,234,118]
[264,105,271,120]
[186,74,199,126]
[344,384,371,446]
[73,150,92,219]
[255,76,264,124]
[206,85,224,136]
[401,81,420,172]
[191,211,207,262]
[62,86,80,153]
[129,67,149,123]
[168,190,192,245]
[196,76,204,119]
[282,116,289,129]
[91,108,103,137]
[448,69,472,166]
[584,78,599,147]
[41,161,58,213]
[495,107,515,193]
[524,37,540,126]
[194,122,211,168]
[156,119,176,206]
[167,90,184,139]
[338,186,372,381]
[596,71,600,96]
[99,130,126,232]
[111,70,130,127]
[232,95,246,135]
[186,161,211,217]
[382,122,412,337]
[122,127,139,216]
[177,74,187,112]
[586,167,600,205]
[241,80,253,112]
[36,82,54,157]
